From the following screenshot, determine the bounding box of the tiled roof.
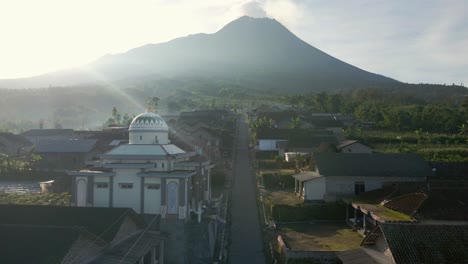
[35,139,97,153]
[380,223,468,264]
[22,129,73,137]
[0,205,144,242]
[315,153,434,177]
[0,224,88,264]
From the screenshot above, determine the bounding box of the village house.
[34,139,99,171]
[293,153,434,202]
[67,110,214,221]
[0,205,165,264]
[0,132,32,155]
[337,140,373,154]
[22,128,74,144]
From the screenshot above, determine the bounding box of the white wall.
[325,176,426,201]
[112,168,142,213]
[129,131,168,144]
[76,177,87,207]
[304,177,326,200]
[93,176,110,208]
[144,177,161,215]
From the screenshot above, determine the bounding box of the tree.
[112,107,118,123]
[289,116,302,129]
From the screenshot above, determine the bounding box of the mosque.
[67,109,213,220]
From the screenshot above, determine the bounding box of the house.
[337,140,373,154]
[0,205,165,264]
[292,153,434,202]
[67,110,214,220]
[0,132,32,155]
[22,128,74,144]
[359,223,468,264]
[34,139,99,171]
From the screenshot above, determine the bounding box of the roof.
[336,248,379,264]
[292,171,322,182]
[0,224,89,264]
[336,140,368,150]
[129,112,168,132]
[0,205,144,242]
[380,223,468,264]
[315,153,434,177]
[22,129,73,137]
[103,144,185,157]
[35,139,97,153]
[91,231,164,264]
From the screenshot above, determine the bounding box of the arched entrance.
[77,179,87,207]
[167,181,178,215]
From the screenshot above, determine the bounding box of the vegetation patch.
[262,172,295,190]
[0,193,70,206]
[270,203,346,222]
[280,223,362,251]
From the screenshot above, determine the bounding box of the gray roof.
[22,129,73,137]
[103,144,185,157]
[35,139,97,153]
[336,140,361,150]
[380,223,468,264]
[292,171,322,182]
[315,153,435,177]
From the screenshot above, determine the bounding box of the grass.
[268,191,302,206]
[0,192,70,206]
[270,203,346,222]
[280,223,362,251]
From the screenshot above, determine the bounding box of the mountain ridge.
[0,16,408,91]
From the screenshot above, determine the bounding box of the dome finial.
[146,101,152,113]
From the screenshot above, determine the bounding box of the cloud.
[240,1,267,17]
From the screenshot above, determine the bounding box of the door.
[167,181,178,214]
[77,179,87,207]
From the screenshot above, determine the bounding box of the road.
[229,114,266,264]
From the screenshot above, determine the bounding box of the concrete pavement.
[228,114,266,264]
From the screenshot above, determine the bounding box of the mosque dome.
[128,112,168,132]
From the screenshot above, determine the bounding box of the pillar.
[294,179,298,194]
[363,214,367,234]
[353,208,357,228]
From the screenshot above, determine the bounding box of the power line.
[65,208,131,264]
[118,214,159,264]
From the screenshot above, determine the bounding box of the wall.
[144,177,162,215]
[304,177,326,200]
[129,131,168,144]
[113,168,142,213]
[93,175,111,207]
[325,176,426,201]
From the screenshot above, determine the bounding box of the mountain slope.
[0,16,398,91]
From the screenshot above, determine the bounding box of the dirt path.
[228,114,266,264]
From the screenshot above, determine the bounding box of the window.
[354,182,365,195]
[119,183,133,189]
[96,182,108,188]
[140,135,143,140]
[161,162,165,168]
[154,162,157,168]
[155,136,158,143]
[146,183,160,190]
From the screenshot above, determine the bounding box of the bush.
[263,173,295,189]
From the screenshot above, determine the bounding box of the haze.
[0,0,467,85]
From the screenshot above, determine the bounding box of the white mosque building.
[68,110,213,220]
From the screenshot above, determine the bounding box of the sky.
[0,0,467,86]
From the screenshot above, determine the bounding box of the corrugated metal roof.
[35,139,97,153]
[292,171,322,182]
[22,129,73,137]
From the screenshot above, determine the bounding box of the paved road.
[229,114,266,264]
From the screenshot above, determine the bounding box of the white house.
[68,110,213,221]
[293,153,434,202]
[336,140,373,154]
